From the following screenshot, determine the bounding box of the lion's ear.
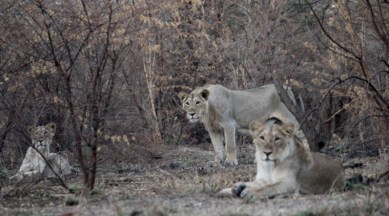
[249,121,265,137]
[280,122,295,137]
[266,117,283,125]
[46,122,56,133]
[27,125,35,136]
[200,89,209,100]
[178,92,188,102]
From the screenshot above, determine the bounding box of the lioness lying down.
[10,122,75,182]
[219,118,345,198]
[179,84,308,166]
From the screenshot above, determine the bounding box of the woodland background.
[0,0,388,191]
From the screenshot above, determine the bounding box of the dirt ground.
[1,142,389,216]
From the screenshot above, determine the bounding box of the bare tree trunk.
[143,47,163,144]
[273,79,321,151]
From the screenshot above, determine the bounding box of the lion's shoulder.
[292,136,314,166]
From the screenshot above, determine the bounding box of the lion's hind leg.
[44,153,73,178]
[224,127,238,166]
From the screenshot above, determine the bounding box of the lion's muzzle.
[187,112,200,123]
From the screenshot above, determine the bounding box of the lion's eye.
[275,137,280,141]
[185,102,189,105]
[260,136,265,140]
[195,101,200,105]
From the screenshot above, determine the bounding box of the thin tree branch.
[381,59,389,69]
[300,78,342,127]
[344,76,389,109]
[365,0,389,54]
[304,0,360,61]
[30,145,69,190]
[352,114,389,128]
[322,100,355,124]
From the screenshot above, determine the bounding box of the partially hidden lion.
[219,118,345,198]
[178,84,308,166]
[10,122,75,182]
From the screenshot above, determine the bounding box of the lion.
[9,122,75,182]
[218,118,345,198]
[178,84,308,166]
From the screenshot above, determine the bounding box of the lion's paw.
[206,160,223,168]
[224,158,238,166]
[232,182,247,197]
[9,173,22,182]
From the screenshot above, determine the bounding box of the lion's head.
[178,89,210,123]
[28,122,56,153]
[249,118,295,163]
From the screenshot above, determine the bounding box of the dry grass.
[1,142,388,216]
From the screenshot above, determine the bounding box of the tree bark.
[273,79,321,151]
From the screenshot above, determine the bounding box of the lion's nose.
[189,112,195,117]
[264,151,272,157]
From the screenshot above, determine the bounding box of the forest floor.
[1,141,389,216]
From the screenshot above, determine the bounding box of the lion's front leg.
[232,180,297,198]
[9,170,41,182]
[9,151,43,182]
[208,131,225,165]
[224,127,238,166]
[9,172,23,181]
[217,181,265,197]
[231,181,265,198]
[46,153,73,176]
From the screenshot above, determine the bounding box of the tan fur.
[179,84,308,166]
[219,119,345,198]
[9,123,74,182]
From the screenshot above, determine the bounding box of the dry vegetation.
[1,143,389,215]
[0,0,388,215]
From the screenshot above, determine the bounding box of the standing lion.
[179,84,308,166]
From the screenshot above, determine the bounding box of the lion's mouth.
[263,156,275,162]
[35,143,47,148]
[188,117,199,122]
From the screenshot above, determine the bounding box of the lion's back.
[298,152,345,194]
[44,153,74,177]
[204,84,281,129]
